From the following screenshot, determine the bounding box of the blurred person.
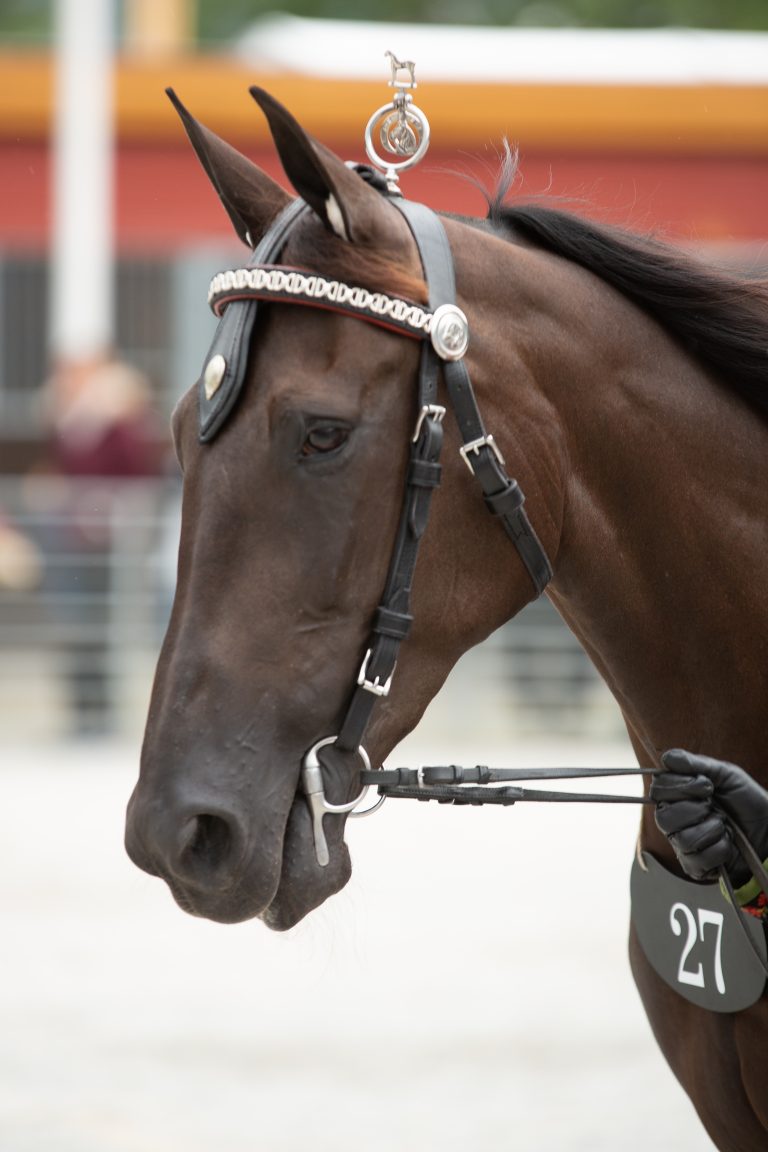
[36,354,163,735]
[0,515,43,591]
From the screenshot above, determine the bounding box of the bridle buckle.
[357,648,395,697]
[412,403,446,443]
[459,433,506,474]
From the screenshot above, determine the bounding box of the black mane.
[489,199,768,418]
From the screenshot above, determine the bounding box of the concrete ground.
[0,732,716,1152]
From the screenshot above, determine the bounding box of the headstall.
[197,54,660,871]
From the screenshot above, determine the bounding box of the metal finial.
[385,50,417,90]
[364,50,431,193]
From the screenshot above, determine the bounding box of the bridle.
[199,163,768,989]
[201,175,654,869]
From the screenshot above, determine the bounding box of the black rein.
[359,764,658,806]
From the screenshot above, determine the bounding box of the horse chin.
[260,797,353,932]
[165,879,266,925]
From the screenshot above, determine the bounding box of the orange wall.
[3,51,767,252]
[4,51,767,153]
[4,139,767,254]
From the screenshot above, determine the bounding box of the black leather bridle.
[201,178,558,864]
[199,179,664,867]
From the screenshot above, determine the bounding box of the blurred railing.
[0,475,178,740]
[0,475,623,743]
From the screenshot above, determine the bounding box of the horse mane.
[487,171,768,418]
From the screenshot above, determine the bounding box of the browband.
[208,264,431,340]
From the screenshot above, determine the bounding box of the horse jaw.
[260,799,353,931]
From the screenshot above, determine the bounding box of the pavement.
[0,731,717,1152]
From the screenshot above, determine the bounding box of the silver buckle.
[357,648,395,697]
[459,433,506,474]
[412,403,446,443]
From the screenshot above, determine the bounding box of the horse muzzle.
[124,764,355,926]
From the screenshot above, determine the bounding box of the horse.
[125,87,768,1151]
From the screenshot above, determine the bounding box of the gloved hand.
[650,749,768,887]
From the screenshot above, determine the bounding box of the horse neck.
[457,223,768,785]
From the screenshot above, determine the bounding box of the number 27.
[670,902,725,994]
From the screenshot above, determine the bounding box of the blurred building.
[1,20,766,459]
[1,20,766,738]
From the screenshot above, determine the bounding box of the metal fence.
[0,476,177,740]
[0,474,623,743]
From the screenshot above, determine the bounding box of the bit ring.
[302,736,371,814]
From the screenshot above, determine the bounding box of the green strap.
[734,863,768,906]
[720,858,768,906]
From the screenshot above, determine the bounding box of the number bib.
[631,851,767,1012]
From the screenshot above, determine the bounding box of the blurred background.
[1,2,766,1150]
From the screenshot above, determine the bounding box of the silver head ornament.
[364,51,431,193]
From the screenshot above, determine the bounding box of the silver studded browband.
[207,263,470,361]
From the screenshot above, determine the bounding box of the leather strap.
[336,195,553,753]
[728,822,768,905]
[335,207,452,751]
[374,784,652,806]
[444,349,553,596]
[393,201,552,596]
[336,360,444,751]
[362,765,657,787]
[719,836,768,981]
[203,182,553,764]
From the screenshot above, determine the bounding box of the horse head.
[125,90,558,928]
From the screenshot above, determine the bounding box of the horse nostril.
[177,811,240,881]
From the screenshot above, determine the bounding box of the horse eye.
[301,424,350,457]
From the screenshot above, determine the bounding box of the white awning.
[235,16,768,86]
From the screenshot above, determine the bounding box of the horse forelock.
[282,214,429,306]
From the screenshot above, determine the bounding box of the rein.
[358,764,658,806]
[354,763,658,817]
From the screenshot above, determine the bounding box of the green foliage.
[196,0,768,39]
[0,0,51,43]
[1,0,766,47]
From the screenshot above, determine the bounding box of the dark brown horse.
[125,90,768,1151]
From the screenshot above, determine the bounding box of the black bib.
[631,851,766,1013]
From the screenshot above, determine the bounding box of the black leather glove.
[650,749,768,887]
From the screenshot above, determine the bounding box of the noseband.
[201,177,553,866]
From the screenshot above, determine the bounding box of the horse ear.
[249,86,396,247]
[166,88,291,248]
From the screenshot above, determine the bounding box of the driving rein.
[201,175,653,868]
